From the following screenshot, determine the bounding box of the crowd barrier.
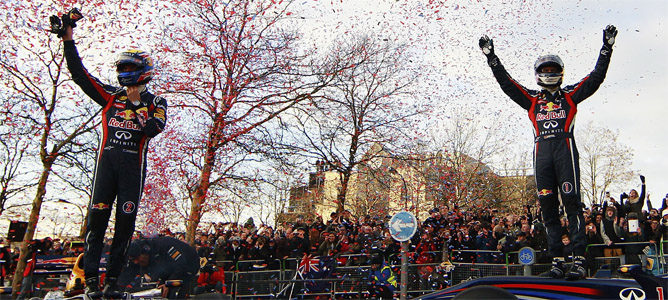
[16,240,668,299]
[214,241,667,299]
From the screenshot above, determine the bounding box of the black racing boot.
[539,257,566,279]
[84,277,102,298]
[102,277,124,299]
[566,256,587,280]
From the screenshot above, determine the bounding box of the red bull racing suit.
[63,40,167,281]
[485,45,612,258]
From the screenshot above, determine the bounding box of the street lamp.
[389,167,408,211]
[388,167,409,300]
[57,199,86,238]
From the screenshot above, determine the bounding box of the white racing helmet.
[534,54,564,88]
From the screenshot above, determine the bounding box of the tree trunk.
[336,172,351,213]
[11,164,52,297]
[185,153,214,245]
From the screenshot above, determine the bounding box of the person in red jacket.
[194,259,226,294]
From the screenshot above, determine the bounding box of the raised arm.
[639,175,646,203]
[479,35,536,110]
[61,20,117,107]
[567,25,617,103]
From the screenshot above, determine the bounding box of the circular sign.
[389,211,418,242]
[518,247,536,265]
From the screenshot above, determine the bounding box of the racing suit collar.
[542,86,560,95]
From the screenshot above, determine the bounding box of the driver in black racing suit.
[61,24,167,297]
[123,237,199,299]
[479,25,617,280]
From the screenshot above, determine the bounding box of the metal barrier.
[450,249,506,264]
[207,238,667,298]
[449,263,507,285]
[234,270,282,298]
[333,265,369,293]
[337,253,373,266]
[236,259,282,271]
[585,241,663,275]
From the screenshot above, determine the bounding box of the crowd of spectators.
[3,187,667,288]
[150,190,668,275]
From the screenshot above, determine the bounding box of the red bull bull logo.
[540,102,561,112]
[114,110,136,120]
[91,203,110,210]
[537,189,553,197]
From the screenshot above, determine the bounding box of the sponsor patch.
[562,182,573,194]
[109,118,141,131]
[539,102,561,112]
[154,108,166,121]
[115,110,136,120]
[122,201,136,214]
[91,203,110,210]
[537,189,553,197]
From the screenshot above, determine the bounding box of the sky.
[2,0,666,237]
[293,0,668,209]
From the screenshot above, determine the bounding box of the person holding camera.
[53,8,168,297]
[479,25,617,280]
[620,175,646,218]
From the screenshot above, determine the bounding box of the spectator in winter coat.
[644,220,662,244]
[246,237,272,269]
[475,223,497,263]
[224,237,246,265]
[600,205,624,257]
[621,221,645,265]
[288,228,310,258]
[620,175,646,218]
[317,232,338,257]
[560,234,575,258]
[584,221,604,257]
[530,223,550,263]
[194,260,226,294]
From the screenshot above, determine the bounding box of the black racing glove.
[620,192,628,200]
[49,15,65,37]
[478,35,494,57]
[639,174,645,184]
[603,24,617,48]
[48,8,83,38]
[62,8,83,28]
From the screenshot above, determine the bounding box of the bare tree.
[0,2,107,292]
[151,0,363,243]
[0,131,34,216]
[578,121,635,206]
[490,151,536,211]
[284,34,423,213]
[428,112,508,209]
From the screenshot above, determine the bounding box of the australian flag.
[297,254,335,293]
